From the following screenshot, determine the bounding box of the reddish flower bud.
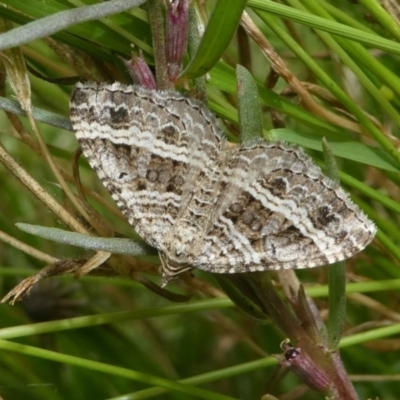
[280,341,332,395]
[122,52,156,89]
[166,0,189,82]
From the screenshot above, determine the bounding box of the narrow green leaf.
[208,63,357,138]
[16,223,153,256]
[247,0,400,55]
[256,8,400,166]
[213,275,266,321]
[181,0,247,78]
[188,6,207,102]
[0,96,72,130]
[0,0,147,51]
[358,0,400,41]
[272,128,400,173]
[0,339,237,400]
[321,138,340,182]
[236,65,263,144]
[321,138,346,349]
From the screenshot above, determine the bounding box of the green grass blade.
[181,0,247,78]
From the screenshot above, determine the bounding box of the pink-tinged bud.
[122,52,157,89]
[280,341,332,395]
[166,0,189,82]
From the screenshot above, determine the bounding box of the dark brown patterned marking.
[70,82,376,284]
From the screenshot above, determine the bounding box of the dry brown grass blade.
[0,29,128,286]
[0,142,85,233]
[0,128,117,290]
[0,229,58,264]
[240,11,364,134]
[73,251,111,278]
[1,258,88,304]
[0,20,111,237]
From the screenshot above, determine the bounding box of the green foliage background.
[0,0,399,399]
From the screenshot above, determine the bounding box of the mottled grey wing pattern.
[70,82,223,249]
[70,82,376,283]
[192,142,376,273]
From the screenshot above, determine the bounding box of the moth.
[70,82,376,285]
